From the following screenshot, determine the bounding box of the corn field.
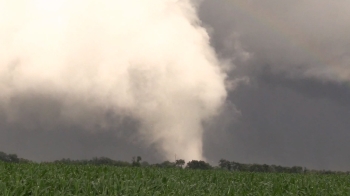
[1,162,350,195]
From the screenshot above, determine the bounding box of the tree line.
[0,151,348,174]
[217,159,349,174]
[219,159,304,173]
[0,151,31,163]
[51,157,213,170]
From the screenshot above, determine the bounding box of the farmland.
[1,162,350,195]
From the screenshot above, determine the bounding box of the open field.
[1,162,350,196]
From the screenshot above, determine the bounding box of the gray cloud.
[1,0,350,171]
[203,73,350,171]
[0,92,156,162]
[199,0,350,170]
[200,0,350,81]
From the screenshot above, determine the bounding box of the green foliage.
[175,159,185,168]
[1,162,350,195]
[219,159,231,170]
[186,160,212,170]
[0,151,31,163]
[141,161,150,167]
[219,159,305,174]
[132,156,142,167]
[53,157,131,167]
[151,161,176,168]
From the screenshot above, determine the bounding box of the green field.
[1,163,350,196]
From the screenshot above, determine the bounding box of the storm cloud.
[0,0,227,162]
[1,0,350,171]
[200,0,350,171]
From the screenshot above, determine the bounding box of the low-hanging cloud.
[0,0,228,161]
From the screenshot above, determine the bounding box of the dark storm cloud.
[1,0,350,171]
[199,0,350,170]
[258,68,350,106]
[0,93,161,162]
[203,73,350,171]
[199,0,350,81]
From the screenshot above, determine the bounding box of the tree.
[175,159,185,168]
[141,161,150,167]
[186,160,212,170]
[8,154,19,163]
[153,161,176,168]
[219,159,231,170]
[0,151,10,162]
[0,152,20,163]
[291,166,303,173]
[132,156,142,167]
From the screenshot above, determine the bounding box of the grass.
[1,162,350,195]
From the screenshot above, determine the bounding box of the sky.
[1,0,350,171]
[200,0,350,171]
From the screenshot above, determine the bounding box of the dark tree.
[175,159,185,168]
[132,156,142,167]
[186,160,212,170]
[141,161,150,167]
[8,154,19,163]
[152,161,176,168]
[0,152,22,163]
[219,159,231,170]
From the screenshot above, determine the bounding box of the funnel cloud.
[0,0,227,161]
[1,0,350,171]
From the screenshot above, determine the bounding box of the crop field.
[1,163,350,196]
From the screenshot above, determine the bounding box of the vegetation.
[52,157,131,167]
[1,162,350,195]
[1,151,350,195]
[0,151,31,164]
[175,159,185,168]
[186,160,212,170]
[1,151,348,174]
[131,156,142,167]
[219,159,304,173]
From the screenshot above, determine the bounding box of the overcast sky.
[200,0,350,171]
[1,0,350,171]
